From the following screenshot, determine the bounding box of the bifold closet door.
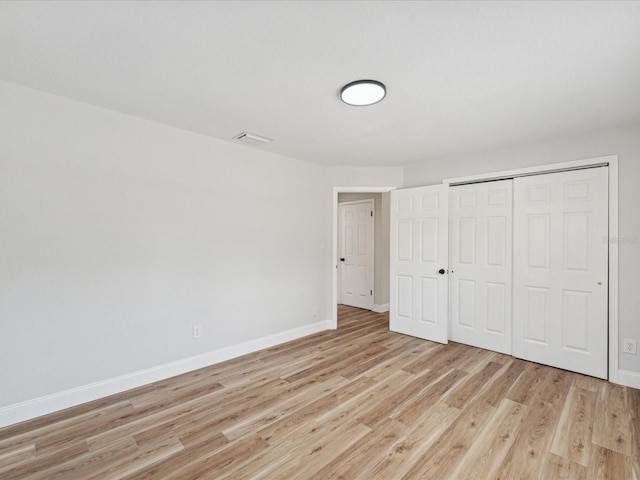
[390,184,449,343]
[512,167,608,379]
[450,180,513,355]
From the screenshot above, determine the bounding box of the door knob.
[438,268,446,275]
[340,258,345,262]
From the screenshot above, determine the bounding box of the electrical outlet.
[623,338,637,355]
[193,325,202,339]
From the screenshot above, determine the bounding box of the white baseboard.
[372,303,389,313]
[0,319,331,429]
[615,369,640,389]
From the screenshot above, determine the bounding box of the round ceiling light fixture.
[340,79,386,106]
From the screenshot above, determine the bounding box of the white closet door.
[390,185,449,343]
[513,167,608,379]
[450,180,513,355]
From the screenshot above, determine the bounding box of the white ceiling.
[2,1,640,167]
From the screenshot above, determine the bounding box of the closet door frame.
[443,154,619,383]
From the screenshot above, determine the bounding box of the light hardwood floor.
[1,305,639,479]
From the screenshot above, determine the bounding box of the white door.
[450,180,513,355]
[339,200,374,310]
[513,167,608,379]
[390,185,449,343]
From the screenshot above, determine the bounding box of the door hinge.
[371,211,373,217]
[370,290,373,295]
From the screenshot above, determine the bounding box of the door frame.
[338,199,375,308]
[443,154,619,383]
[331,187,396,330]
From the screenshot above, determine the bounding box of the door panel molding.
[338,200,374,310]
[513,167,608,378]
[444,154,618,383]
[390,184,449,343]
[449,179,513,355]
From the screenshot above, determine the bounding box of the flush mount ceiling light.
[340,80,386,106]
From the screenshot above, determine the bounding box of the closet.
[390,165,609,379]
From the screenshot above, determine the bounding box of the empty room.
[2,1,640,478]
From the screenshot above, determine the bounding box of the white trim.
[617,370,640,390]
[442,154,620,384]
[608,157,620,384]
[372,303,390,313]
[443,155,616,185]
[0,320,331,429]
[332,187,396,329]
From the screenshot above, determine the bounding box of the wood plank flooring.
[1,305,639,479]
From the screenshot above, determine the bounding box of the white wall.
[0,81,404,426]
[0,80,330,404]
[338,192,390,307]
[404,125,640,376]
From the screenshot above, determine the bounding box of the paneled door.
[339,200,374,310]
[390,185,448,343]
[513,167,608,378]
[450,179,513,355]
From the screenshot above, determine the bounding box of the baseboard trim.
[372,303,389,313]
[615,369,640,389]
[0,319,332,429]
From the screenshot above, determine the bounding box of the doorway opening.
[331,187,396,330]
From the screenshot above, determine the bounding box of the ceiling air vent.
[232,132,273,147]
